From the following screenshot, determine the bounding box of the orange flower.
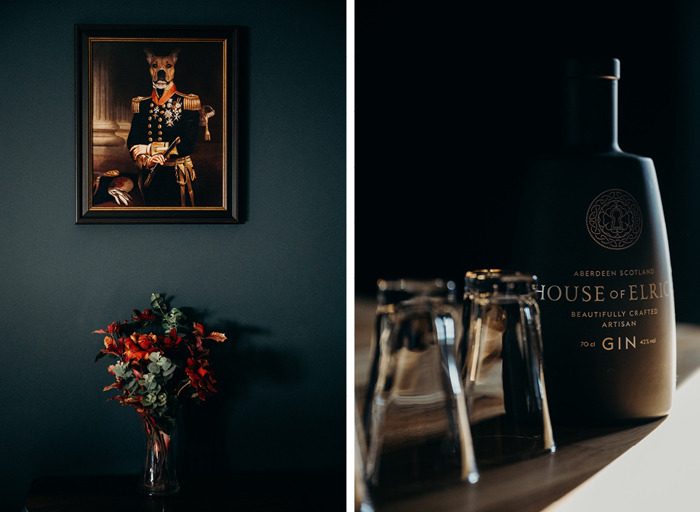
[100,336,123,358]
[124,333,158,361]
[93,323,128,360]
[138,333,158,350]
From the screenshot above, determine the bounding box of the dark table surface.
[355,296,700,512]
[23,470,345,512]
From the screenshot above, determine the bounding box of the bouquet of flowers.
[94,293,227,433]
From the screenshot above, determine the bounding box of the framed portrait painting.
[75,25,239,223]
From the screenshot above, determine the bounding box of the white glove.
[108,177,134,206]
[109,188,132,206]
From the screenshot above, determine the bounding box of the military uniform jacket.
[127,85,201,158]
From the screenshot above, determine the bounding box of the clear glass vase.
[138,412,180,496]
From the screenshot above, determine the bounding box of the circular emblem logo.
[586,189,643,250]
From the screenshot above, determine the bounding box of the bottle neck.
[564,77,620,152]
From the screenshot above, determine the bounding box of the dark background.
[356,0,700,324]
[0,1,345,510]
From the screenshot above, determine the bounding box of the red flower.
[109,322,124,334]
[193,323,205,338]
[132,309,156,322]
[93,321,125,336]
[185,358,217,400]
[162,329,182,348]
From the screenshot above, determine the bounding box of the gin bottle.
[512,57,676,425]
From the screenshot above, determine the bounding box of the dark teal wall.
[0,1,346,509]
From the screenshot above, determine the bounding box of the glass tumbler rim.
[376,278,457,306]
[465,269,538,296]
[377,278,456,293]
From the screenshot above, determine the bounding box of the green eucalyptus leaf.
[147,363,161,374]
[111,363,132,379]
[163,309,187,331]
[143,373,159,391]
[151,293,168,317]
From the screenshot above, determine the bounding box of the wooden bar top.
[355,296,700,511]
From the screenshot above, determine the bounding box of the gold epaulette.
[178,93,201,111]
[131,96,150,113]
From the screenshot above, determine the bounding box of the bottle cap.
[565,57,620,80]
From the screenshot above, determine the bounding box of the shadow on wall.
[175,313,304,475]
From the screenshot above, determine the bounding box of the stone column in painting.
[92,56,124,147]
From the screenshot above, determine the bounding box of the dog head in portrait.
[144,48,180,90]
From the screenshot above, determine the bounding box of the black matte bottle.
[512,57,676,425]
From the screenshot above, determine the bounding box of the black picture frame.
[75,25,239,223]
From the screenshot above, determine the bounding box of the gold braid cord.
[199,105,215,141]
[175,157,196,185]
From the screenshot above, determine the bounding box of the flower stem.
[176,382,191,397]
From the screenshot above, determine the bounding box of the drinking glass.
[362,278,478,503]
[354,402,374,512]
[461,270,555,463]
